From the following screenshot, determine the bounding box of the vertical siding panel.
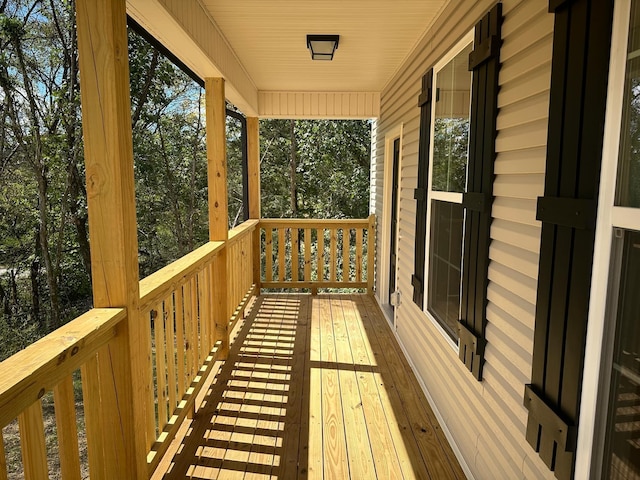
[304,93,311,116]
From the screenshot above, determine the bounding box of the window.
[424,35,473,342]
[596,1,640,477]
[412,4,501,379]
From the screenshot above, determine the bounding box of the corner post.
[76,0,149,477]
[247,117,261,293]
[205,78,229,358]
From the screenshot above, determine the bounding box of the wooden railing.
[0,308,127,479]
[226,219,258,329]
[259,215,375,293]
[0,219,258,479]
[140,219,257,472]
[0,216,375,478]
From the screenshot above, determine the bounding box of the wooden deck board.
[153,294,465,480]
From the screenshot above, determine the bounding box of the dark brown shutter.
[524,1,614,478]
[412,69,433,308]
[458,3,502,381]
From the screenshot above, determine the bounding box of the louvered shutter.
[412,69,433,308]
[524,1,614,478]
[458,3,502,381]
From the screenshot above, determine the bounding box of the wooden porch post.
[247,117,261,291]
[205,78,230,358]
[75,0,149,478]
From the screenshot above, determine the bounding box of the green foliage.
[260,119,371,219]
[128,29,210,277]
[0,1,372,362]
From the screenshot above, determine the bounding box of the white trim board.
[379,123,404,323]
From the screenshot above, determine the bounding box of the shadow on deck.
[152,294,465,480]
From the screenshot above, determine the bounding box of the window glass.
[601,2,640,477]
[432,43,472,193]
[616,0,640,207]
[428,200,464,340]
[425,39,472,341]
[601,230,640,479]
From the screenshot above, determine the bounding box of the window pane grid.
[425,38,472,342]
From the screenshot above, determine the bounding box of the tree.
[260,119,371,219]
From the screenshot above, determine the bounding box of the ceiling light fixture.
[306,35,339,61]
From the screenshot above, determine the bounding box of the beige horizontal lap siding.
[376,0,556,478]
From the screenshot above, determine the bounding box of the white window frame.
[380,123,403,327]
[576,0,640,476]
[421,29,474,350]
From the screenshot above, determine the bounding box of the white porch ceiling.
[199,0,448,92]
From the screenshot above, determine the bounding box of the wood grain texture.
[18,402,48,480]
[0,308,124,428]
[53,376,82,480]
[139,241,224,311]
[76,0,148,475]
[247,117,261,219]
[149,294,464,479]
[0,431,6,480]
[206,77,229,242]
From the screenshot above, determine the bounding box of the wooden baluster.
[18,402,48,479]
[367,215,376,294]
[304,228,311,283]
[356,228,363,283]
[196,269,207,354]
[165,295,177,412]
[191,276,200,368]
[231,242,238,316]
[206,262,216,350]
[292,228,299,282]
[155,302,168,426]
[245,234,252,294]
[330,228,337,282]
[144,310,156,449]
[232,243,238,316]
[0,430,7,480]
[343,228,351,283]
[81,355,106,478]
[266,228,273,283]
[175,286,186,400]
[53,376,82,480]
[318,229,325,284]
[183,280,194,385]
[278,228,286,282]
[146,309,157,447]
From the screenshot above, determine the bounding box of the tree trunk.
[9,270,18,315]
[0,280,8,316]
[10,29,61,330]
[30,255,41,328]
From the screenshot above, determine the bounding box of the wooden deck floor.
[153,294,465,480]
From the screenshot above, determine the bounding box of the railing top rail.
[0,308,126,428]
[228,219,259,244]
[259,218,371,228]
[139,240,224,310]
